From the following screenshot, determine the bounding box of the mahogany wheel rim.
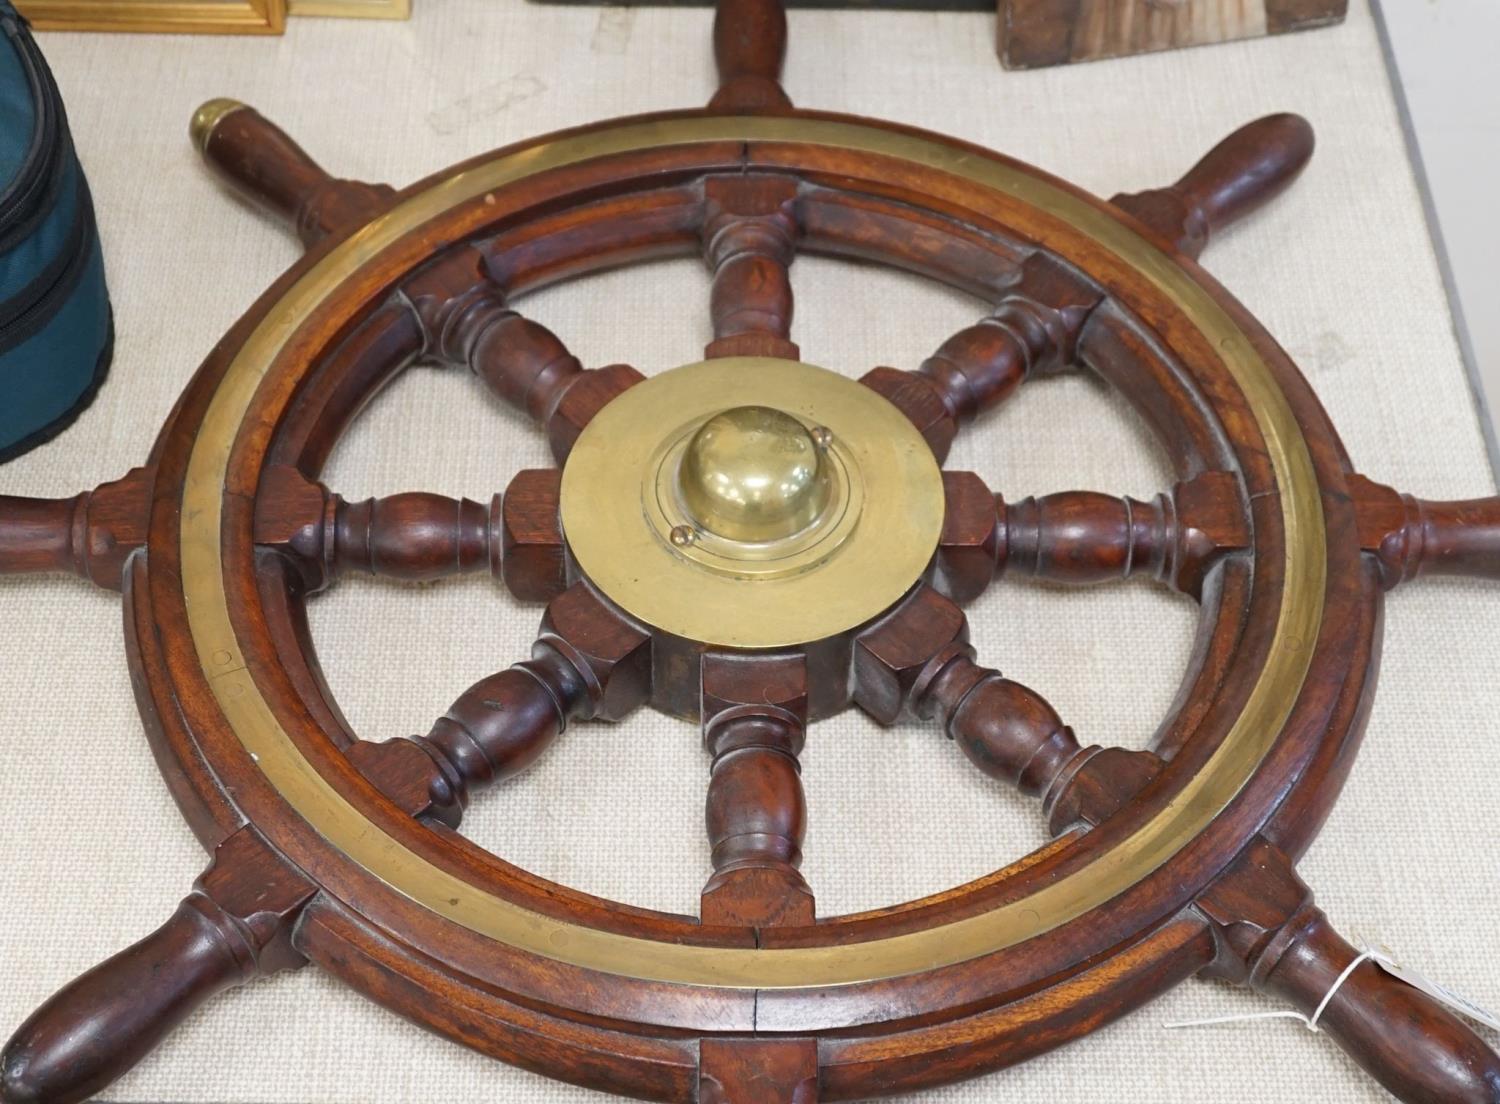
[117,108,1379,1093]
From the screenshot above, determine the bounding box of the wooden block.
[998,0,1348,70]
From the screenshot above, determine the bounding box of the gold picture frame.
[288,0,408,17]
[17,0,287,34]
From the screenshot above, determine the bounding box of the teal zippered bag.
[0,1,110,463]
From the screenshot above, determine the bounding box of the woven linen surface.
[2,1,1497,1101]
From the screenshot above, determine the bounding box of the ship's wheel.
[3,4,1499,1102]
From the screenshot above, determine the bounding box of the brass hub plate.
[559,357,945,648]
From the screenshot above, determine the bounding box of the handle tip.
[1244,111,1316,174]
[189,97,248,155]
[1,1048,43,1104]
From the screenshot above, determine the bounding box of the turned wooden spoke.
[935,470,1249,603]
[708,0,791,113]
[347,643,589,826]
[348,583,650,826]
[699,653,813,927]
[0,828,314,1104]
[917,654,1163,832]
[1351,474,1500,589]
[0,467,150,591]
[402,248,643,462]
[252,464,566,601]
[702,174,799,360]
[861,253,1102,461]
[194,101,394,247]
[853,588,1160,831]
[1111,114,1315,261]
[998,472,1250,595]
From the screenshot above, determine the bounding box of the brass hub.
[560,357,944,648]
[678,405,833,543]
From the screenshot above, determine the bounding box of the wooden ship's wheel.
[3,4,1499,1102]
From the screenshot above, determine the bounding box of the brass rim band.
[178,115,1326,990]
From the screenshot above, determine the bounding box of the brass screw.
[810,425,833,451]
[669,525,698,547]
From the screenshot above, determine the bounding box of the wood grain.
[999,0,1348,70]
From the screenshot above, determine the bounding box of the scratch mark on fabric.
[590,6,636,55]
[427,75,547,137]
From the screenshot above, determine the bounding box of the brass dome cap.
[677,405,833,542]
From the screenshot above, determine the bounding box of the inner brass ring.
[647,409,864,579]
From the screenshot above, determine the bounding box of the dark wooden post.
[347,647,592,826]
[695,655,819,1100]
[933,471,1249,603]
[403,249,643,462]
[252,465,567,601]
[702,175,800,360]
[348,585,651,825]
[998,471,1249,596]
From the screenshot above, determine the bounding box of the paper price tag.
[1371,950,1500,1033]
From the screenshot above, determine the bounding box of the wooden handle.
[1112,114,1315,258]
[1259,910,1500,1104]
[1405,496,1500,578]
[2,830,312,1104]
[190,98,392,246]
[709,0,791,112]
[0,897,251,1104]
[1174,114,1315,240]
[0,470,150,590]
[1352,475,1500,588]
[191,99,330,225]
[0,494,79,577]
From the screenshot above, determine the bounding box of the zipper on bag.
[0,185,94,356]
[0,9,66,251]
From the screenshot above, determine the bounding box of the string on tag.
[1164,947,1385,1034]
